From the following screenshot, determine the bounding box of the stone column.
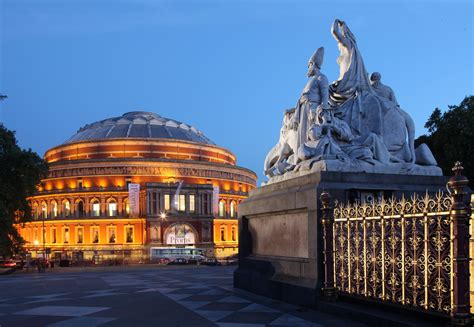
[320,190,337,301]
[447,162,471,326]
[85,197,90,216]
[118,196,123,216]
[100,195,106,216]
[196,192,200,214]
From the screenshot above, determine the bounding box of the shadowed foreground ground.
[0,265,363,327]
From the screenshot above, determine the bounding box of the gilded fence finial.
[452,161,463,175]
[320,190,331,209]
[448,162,469,196]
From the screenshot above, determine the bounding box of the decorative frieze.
[47,165,256,185]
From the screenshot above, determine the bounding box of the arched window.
[218,200,226,217]
[32,203,39,220]
[91,199,100,217]
[76,200,84,217]
[62,200,70,217]
[123,198,130,216]
[220,226,226,241]
[230,201,236,218]
[41,203,47,219]
[51,201,58,218]
[231,226,236,241]
[107,199,117,217]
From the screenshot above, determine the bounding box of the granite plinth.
[265,159,442,185]
[234,171,448,307]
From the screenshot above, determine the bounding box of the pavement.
[0,265,365,327]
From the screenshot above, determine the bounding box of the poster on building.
[128,183,140,217]
[212,185,220,217]
[166,224,195,245]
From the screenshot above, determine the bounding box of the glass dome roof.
[64,111,215,145]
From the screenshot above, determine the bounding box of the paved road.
[0,266,363,326]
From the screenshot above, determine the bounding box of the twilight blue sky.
[0,0,472,182]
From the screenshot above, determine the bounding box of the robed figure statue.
[329,19,416,165]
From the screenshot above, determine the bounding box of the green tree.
[415,96,474,187]
[0,124,47,258]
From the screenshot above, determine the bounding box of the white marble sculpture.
[264,19,441,182]
[264,47,329,176]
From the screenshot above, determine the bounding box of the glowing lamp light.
[33,240,39,246]
[160,212,167,220]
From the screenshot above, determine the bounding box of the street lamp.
[159,212,167,244]
[42,215,46,262]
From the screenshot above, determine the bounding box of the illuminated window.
[230,201,236,218]
[51,202,58,218]
[125,226,134,243]
[108,201,117,216]
[63,227,70,244]
[77,227,84,244]
[124,199,130,216]
[218,200,225,217]
[33,204,38,219]
[108,227,116,243]
[41,203,47,219]
[179,194,186,212]
[164,194,170,211]
[91,226,99,243]
[189,194,195,213]
[220,226,226,241]
[92,201,100,217]
[51,228,57,244]
[63,200,70,217]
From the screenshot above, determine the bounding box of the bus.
[150,247,205,261]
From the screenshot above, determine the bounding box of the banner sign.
[128,183,140,217]
[212,186,220,217]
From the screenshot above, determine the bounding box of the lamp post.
[159,212,167,245]
[33,240,39,259]
[42,214,46,263]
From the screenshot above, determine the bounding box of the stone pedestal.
[233,171,447,307]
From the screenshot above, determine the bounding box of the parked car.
[167,258,188,265]
[158,258,171,264]
[0,260,17,268]
[187,255,205,265]
[13,258,26,269]
[225,255,238,265]
[202,258,221,266]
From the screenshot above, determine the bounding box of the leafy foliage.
[0,125,47,257]
[415,96,474,187]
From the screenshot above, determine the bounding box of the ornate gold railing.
[333,192,452,312]
[319,162,472,326]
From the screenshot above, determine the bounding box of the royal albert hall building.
[17,111,257,262]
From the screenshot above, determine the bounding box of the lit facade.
[17,111,257,262]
